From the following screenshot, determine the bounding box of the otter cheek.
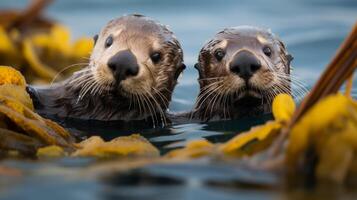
[98,62,115,83]
[121,75,151,94]
[255,71,274,89]
[230,76,245,91]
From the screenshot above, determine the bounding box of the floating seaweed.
[0,66,75,157]
[0,0,356,188]
[0,0,93,84]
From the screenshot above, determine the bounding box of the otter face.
[64,15,184,122]
[194,26,293,120]
[87,15,184,100]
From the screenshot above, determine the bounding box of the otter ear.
[93,34,98,45]
[174,63,186,80]
[286,54,294,64]
[278,39,293,74]
[285,54,293,74]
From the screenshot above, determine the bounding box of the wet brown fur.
[28,15,185,126]
[191,26,293,121]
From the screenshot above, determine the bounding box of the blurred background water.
[0,0,356,199]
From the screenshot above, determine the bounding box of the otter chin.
[191,26,293,121]
[28,14,185,126]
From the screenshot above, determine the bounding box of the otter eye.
[214,49,225,61]
[105,35,113,48]
[263,46,272,57]
[150,52,162,63]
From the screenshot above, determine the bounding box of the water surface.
[0,0,356,199]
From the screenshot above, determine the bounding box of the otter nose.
[229,50,261,81]
[107,50,139,82]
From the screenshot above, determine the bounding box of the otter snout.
[107,50,139,82]
[229,50,261,81]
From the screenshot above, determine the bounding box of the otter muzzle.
[229,50,261,81]
[107,50,139,83]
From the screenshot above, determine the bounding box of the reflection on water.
[0,0,356,199]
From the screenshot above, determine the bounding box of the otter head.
[193,26,293,121]
[67,15,185,122]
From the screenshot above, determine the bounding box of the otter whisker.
[136,93,145,118]
[133,93,141,116]
[152,87,169,106]
[91,74,110,97]
[198,77,225,82]
[194,81,224,110]
[143,92,157,125]
[275,74,309,96]
[50,62,89,87]
[146,88,167,126]
[275,74,309,99]
[205,87,222,119]
[75,76,95,94]
[80,56,91,61]
[140,93,153,124]
[212,83,230,119]
[142,92,158,127]
[78,78,97,100]
[275,72,309,90]
[69,74,93,86]
[190,81,223,120]
[201,84,225,120]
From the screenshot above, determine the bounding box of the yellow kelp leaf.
[30,33,51,48]
[272,93,296,122]
[0,28,22,69]
[22,39,58,80]
[220,121,282,157]
[316,120,357,183]
[165,139,215,160]
[0,26,17,56]
[37,145,66,158]
[71,37,93,59]
[44,119,74,143]
[49,25,71,54]
[286,94,357,168]
[0,128,43,155]
[0,98,73,147]
[0,95,28,115]
[72,134,159,158]
[0,66,26,87]
[0,84,34,110]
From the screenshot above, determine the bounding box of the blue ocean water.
[0,0,356,199]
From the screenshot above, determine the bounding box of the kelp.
[165,94,295,160]
[37,145,66,158]
[22,25,93,83]
[0,84,34,110]
[0,66,26,87]
[0,0,93,84]
[165,139,215,160]
[0,128,42,156]
[0,0,356,187]
[0,66,75,156]
[286,94,357,183]
[72,135,160,158]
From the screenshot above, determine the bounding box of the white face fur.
[88,16,183,97]
[198,26,291,100]
[90,26,157,95]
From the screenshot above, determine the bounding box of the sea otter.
[28,14,185,126]
[190,26,293,121]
